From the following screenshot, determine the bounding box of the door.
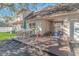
[52,21,63,39]
[70,20,79,56]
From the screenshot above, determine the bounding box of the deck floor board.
[13,36,71,56]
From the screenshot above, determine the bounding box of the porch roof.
[27,10,79,22]
[27,4,79,21]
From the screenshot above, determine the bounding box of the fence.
[0,27,12,32]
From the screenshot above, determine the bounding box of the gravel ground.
[0,39,50,56]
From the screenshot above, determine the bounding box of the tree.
[0,3,37,15]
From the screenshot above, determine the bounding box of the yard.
[0,32,16,40]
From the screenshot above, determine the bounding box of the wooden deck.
[13,36,71,56]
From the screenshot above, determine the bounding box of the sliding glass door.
[52,21,63,39]
[70,20,79,56]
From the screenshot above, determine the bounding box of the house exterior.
[22,3,79,55]
[24,4,78,36]
[11,4,79,56]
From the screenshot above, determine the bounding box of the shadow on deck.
[13,36,71,56]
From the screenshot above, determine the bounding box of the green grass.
[0,32,16,40]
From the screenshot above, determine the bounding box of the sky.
[0,3,57,16]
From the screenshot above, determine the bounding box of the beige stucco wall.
[35,20,51,35]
